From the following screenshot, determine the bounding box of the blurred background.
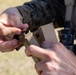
[0,0,38,75]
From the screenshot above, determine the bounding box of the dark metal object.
[59,21,76,55]
[13,30,28,51]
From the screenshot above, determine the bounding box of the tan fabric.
[71,6,76,34]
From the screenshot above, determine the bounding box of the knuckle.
[44,51,56,61]
[45,62,53,71]
[45,53,51,59]
[44,51,53,60]
[45,62,49,68]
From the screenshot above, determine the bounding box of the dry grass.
[0,0,30,12]
[0,0,37,75]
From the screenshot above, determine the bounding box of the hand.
[0,7,28,52]
[25,41,76,75]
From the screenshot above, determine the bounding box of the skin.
[25,41,76,75]
[0,7,76,75]
[0,7,28,52]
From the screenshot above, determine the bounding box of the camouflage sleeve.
[17,0,65,31]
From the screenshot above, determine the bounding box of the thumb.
[1,27,21,36]
[13,23,29,29]
[25,45,48,60]
[5,24,29,36]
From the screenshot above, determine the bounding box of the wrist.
[0,7,23,22]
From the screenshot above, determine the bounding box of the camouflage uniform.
[17,0,65,31]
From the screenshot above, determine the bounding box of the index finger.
[25,45,50,60]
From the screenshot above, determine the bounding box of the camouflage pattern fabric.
[17,0,65,31]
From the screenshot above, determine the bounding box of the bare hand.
[0,7,28,52]
[25,41,76,75]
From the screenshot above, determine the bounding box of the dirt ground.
[0,0,63,75]
[0,0,38,75]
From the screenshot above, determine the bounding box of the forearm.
[16,0,54,31]
[16,0,65,31]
